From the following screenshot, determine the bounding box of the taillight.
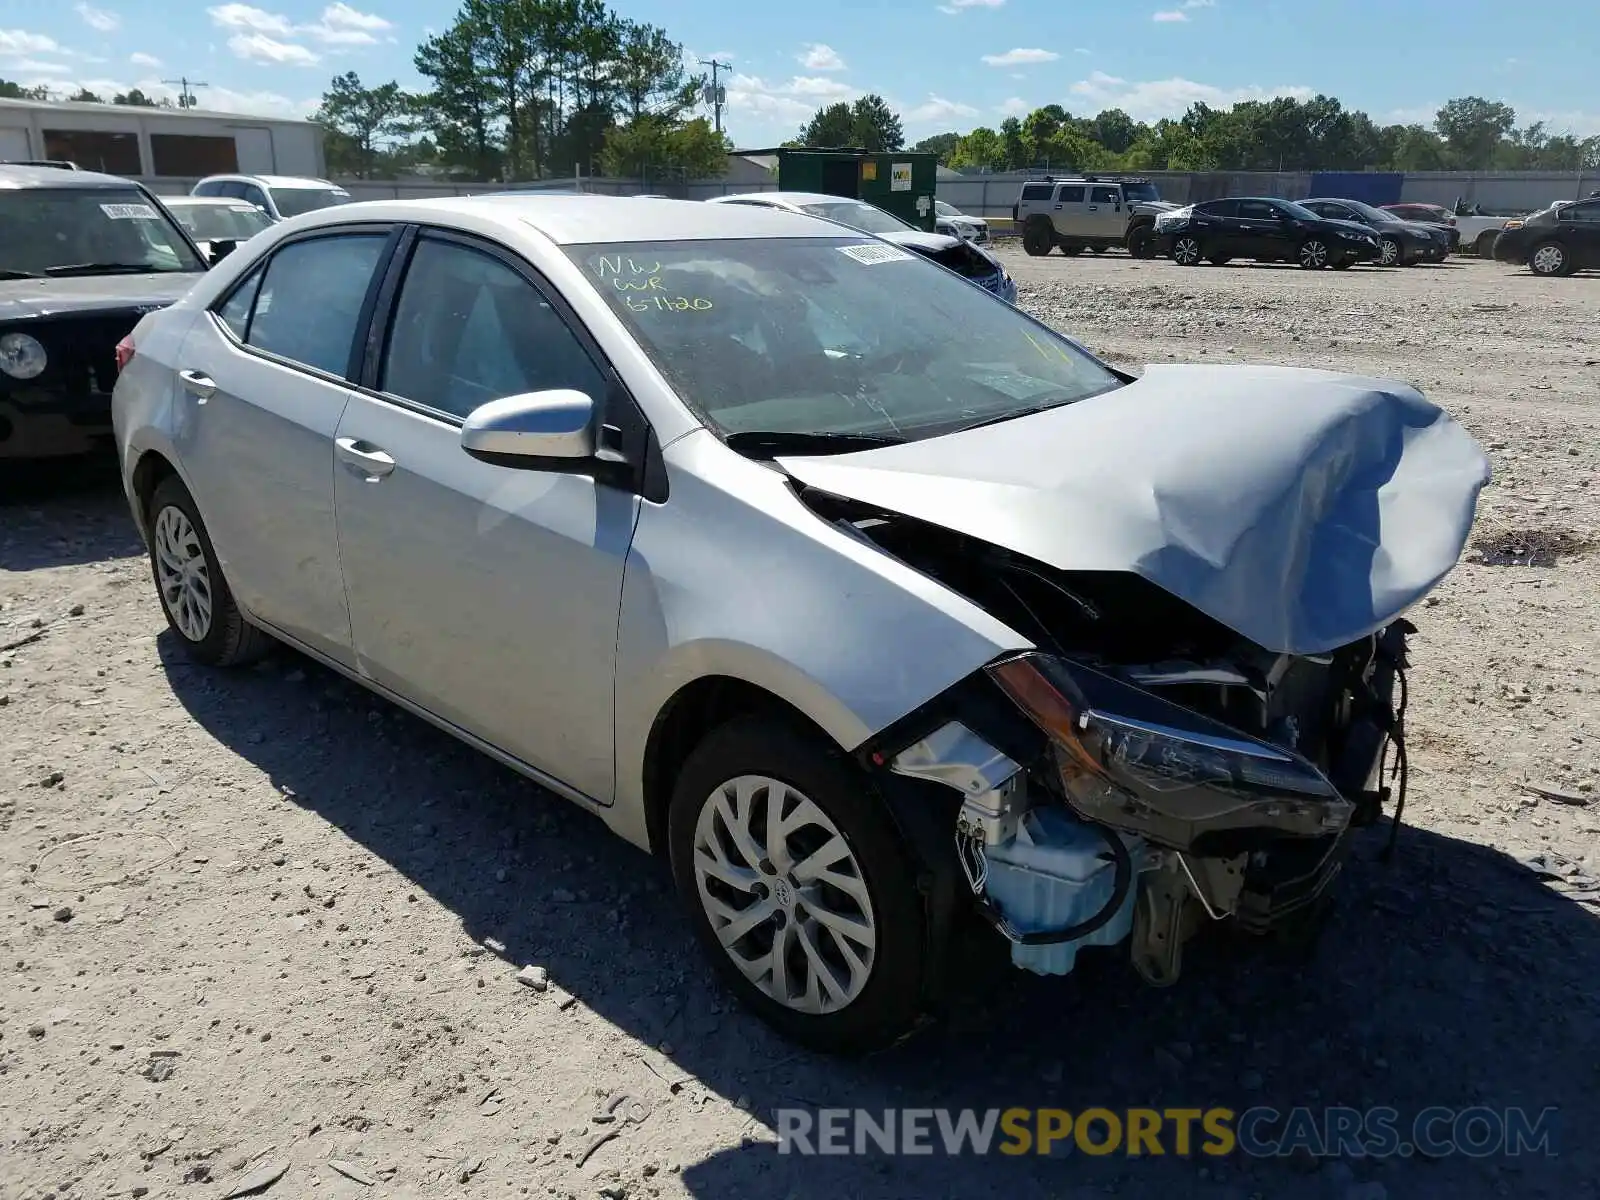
[115,334,135,373]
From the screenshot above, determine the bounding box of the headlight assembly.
[988,653,1352,851]
[0,331,48,380]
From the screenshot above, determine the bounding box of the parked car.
[159,196,275,263]
[1299,198,1452,266]
[707,191,1016,304]
[1493,198,1600,276]
[1421,206,1513,259]
[112,194,1489,1052]
[933,199,989,244]
[1153,197,1382,269]
[1,163,208,459]
[191,174,352,221]
[1012,175,1179,257]
[1383,202,1454,228]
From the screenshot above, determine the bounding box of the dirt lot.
[3,251,1599,1200]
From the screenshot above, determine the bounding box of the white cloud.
[207,3,293,35]
[303,3,391,44]
[726,72,857,126]
[981,48,1058,66]
[129,51,161,67]
[937,0,1004,11]
[798,43,844,71]
[1153,10,1189,21]
[0,29,64,56]
[228,32,320,65]
[1067,72,1313,123]
[997,96,1030,116]
[1522,108,1600,137]
[75,3,121,32]
[8,58,73,75]
[1075,47,1092,55]
[907,95,978,122]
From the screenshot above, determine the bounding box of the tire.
[1529,240,1572,277]
[1297,238,1330,269]
[1377,236,1401,268]
[146,475,270,666]
[1475,231,1499,259]
[667,716,927,1055]
[1207,254,1232,267]
[1127,226,1155,259]
[1021,221,1053,257]
[1171,235,1202,266]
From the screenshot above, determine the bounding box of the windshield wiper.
[0,268,46,279]
[43,262,175,277]
[724,429,906,457]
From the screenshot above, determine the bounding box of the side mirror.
[206,239,238,265]
[460,389,597,467]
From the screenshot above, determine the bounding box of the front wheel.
[1171,235,1202,266]
[146,476,270,666]
[1298,238,1330,269]
[1475,231,1499,259]
[1127,226,1155,259]
[667,717,928,1055]
[1378,236,1401,267]
[1529,241,1572,277]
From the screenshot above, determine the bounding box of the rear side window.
[1019,183,1052,202]
[1089,187,1119,205]
[1237,200,1278,220]
[1055,186,1086,203]
[243,234,387,377]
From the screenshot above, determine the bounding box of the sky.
[3,0,1597,147]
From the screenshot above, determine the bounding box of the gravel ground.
[3,251,1598,1200]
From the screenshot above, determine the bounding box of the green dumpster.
[743,147,940,232]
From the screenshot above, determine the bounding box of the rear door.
[330,227,641,802]
[1188,199,1237,253]
[1235,199,1290,258]
[171,225,396,665]
[1051,184,1088,238]
[1084,185,1124,241]
[1557,200,1600,269]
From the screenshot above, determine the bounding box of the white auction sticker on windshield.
[100,203,158,220]
[229,204,259,213]
[838,243,913,265]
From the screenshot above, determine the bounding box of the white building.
[0,97,325,188]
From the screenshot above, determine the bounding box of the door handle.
[178,369,215,402]
[336,436,397,481]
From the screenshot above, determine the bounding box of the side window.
[193,181,220,197]
[1019,183,1052,202]
[246,234,387,376]
[213,181,244,200]
[243,185,269,210]
[1198,199,1237,218]
[380,237,609,421]
[1090,186,1120,205]
[216,265,265,340]
[1236,200,1276,220]
[1557,202,1598,223]
[1055,186,1086,204]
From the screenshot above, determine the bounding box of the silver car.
[112,195,1489,1053]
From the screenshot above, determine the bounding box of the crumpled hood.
[883,230,964,254]
[1132,200,1181,215]
[0,272,202,321]
[778,363,1491,655]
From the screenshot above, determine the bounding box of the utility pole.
[698,58,730,135]
[162,77,209,109]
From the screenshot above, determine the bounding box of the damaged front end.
[846,506,1412,988]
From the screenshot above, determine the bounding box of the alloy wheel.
[152,504,213,642]
[691,774,877,1015]
[1299,239,1329,269]
[1173,236,1201,266]
[1531,244,1566,276]
[1379,237,1400,266]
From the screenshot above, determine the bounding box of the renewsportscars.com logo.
[774,1106,1560,1159]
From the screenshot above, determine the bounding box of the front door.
[331,230,639,803]
[171,228,393,665]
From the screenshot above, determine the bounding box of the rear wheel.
[1298,238,1330,269]
[1127,226,1155,259]
[1172,235,1202,266]
[667,717,928,1055]
[1475,231,1499,259]
[146,476,269,666]
[1021,220,1053,257]
[1529,241,1572,277]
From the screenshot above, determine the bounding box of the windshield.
[169,201,274,242]
[934,200,960,217]
[270,187,349,218]
[0,187,205,276]
[799,200,914,235]
[1343,199,1402,225]
[1122,182,1160,203]
[569,237,1122,444]
[1277,199,1322,222]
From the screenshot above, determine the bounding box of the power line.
[161,77,209,109]
[697,59,730,135]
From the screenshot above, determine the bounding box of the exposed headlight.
[988,653,1351,850]
[0,331,48,380]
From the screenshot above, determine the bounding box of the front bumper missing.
[0,392,114,459]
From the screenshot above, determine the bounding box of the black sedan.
[1494,198,1600,276]
[1153,197,1381,270]
[1300,198,1451,266]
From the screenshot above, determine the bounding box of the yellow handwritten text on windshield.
[592,256,712,312]
[623,295,714,312]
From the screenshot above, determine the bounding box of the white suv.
[191,174,351,222]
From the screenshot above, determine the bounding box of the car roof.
[288,193,862,245]
[0,163,143,190]
[199,173,341,189]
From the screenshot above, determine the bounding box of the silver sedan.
[113,195,1488,1053]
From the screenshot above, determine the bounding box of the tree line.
[897,96,1600,174]
[1,80,172,107]
[311,0,727,182]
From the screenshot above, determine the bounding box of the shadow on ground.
[155,634,1600,1200]
[0,450,144,571]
